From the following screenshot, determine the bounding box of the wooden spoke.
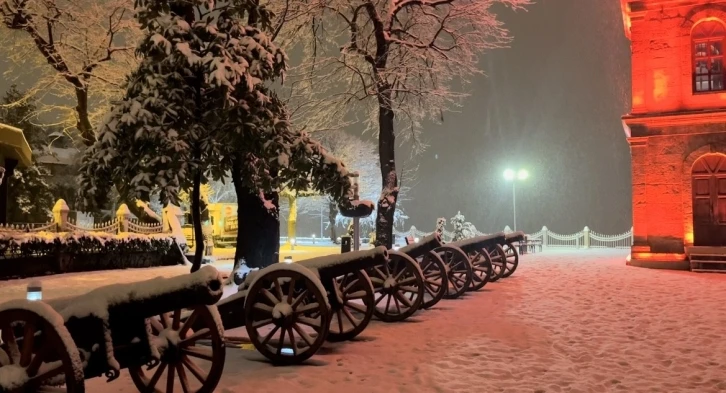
[34,361,65,382]
[335,309,345,333]
[182,346,214,362]
[261,326,281,346]
[180,328,211,347]
[146,361,167,392]
[346,290,367,300]
[252,303,274,314]
[261,288,279,305]
[159,313,170,329]
[292,324,314,347]
[286,328,297,355]
[277,329,287,355]
[296,316,321,329]
[1,326,19,364]
[291,289,309,308]
[342,307,360,326]
[182,356,207,384]
[20,320,36,367]
[345,301,367,314]
[295,302,321,314]
[166,364,175,393]
[176,363,191,393]
[286,277,297,304]
[394,291,413,308]
[251,318,273,329]
[26,344,47,377]
[179,308,198,338]
[374,292,386,305]
[373,266,387,280]
[172,309,182,330]
[273,278,284,301]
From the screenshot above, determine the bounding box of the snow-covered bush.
[450,212,477,242]
[0,232,181,279]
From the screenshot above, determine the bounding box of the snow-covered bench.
[0,265,226,393]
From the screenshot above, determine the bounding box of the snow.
[296,246,387,273]
[35,249,724,392]
[0,365,28,390]
[44,265,222,321]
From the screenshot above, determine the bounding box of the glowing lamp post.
[503,169,529,231]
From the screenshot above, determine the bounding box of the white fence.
[393,225,633,249]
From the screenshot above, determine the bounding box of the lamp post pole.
[351,173,360,251]
[504,169,528,232]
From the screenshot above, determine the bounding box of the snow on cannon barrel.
[397,233,448,309]
[337,199,375,218]
[447,232,507,291]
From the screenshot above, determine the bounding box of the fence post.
[117,204,131,233]
[52,199,69,232]
[631,226,634,246]
[583,226,590,249]
[541,226,548,248]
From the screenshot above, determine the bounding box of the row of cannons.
[0,231,525,393]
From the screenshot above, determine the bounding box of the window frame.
[692,21,726,94]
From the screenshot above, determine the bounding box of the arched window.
[693,20,726,93]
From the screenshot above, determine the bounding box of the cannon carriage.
[0,266,226,393]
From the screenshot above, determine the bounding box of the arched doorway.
[692,154,726,246]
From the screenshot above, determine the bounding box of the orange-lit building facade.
[621,0,726,270]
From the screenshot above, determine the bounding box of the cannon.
[399,234,448,309]
[0,265,226,393]
[216,246,424,365]
[502,231,525,278]
[447,232,508,291]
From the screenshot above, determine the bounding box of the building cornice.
[622,109,726,127]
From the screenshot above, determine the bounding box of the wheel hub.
[272,302,294,327]
[382,277,398,293]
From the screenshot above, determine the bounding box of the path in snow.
[7,249,726,392]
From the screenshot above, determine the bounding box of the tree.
[0,86,55,223]
[0,0,140,145]
[79,0,285,271]
[81,0,371,274]
[272,0,530,248]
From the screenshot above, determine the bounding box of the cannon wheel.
[244,267,330,365]
[0,302,85,393]
[327,270,375,342]
[435,245,472,299]
[129,305,225,393]
[418,251,447,309]
[488,245,508,282]
[501,242,520,278]
[467,248,493,291]
[368,251,425,322]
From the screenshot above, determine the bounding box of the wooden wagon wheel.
[0,303,85,393]
[501,242,520,278]
[487,245,508,282]
[417,251,447,309]
[467,248,493,291]
[327,270,375,342]
[435,245,472,299]
[128,305,225,393]
[367,251,425,322]
[244,268,330,365]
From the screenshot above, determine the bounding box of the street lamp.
[504,169,529,231]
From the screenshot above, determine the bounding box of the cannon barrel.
[52,265,224,322]
[298,246,389,280]
[398,233,443,260]
[505,231,526,243]
[448,232,506,254]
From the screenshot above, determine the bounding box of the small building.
[621,0,726,270]
[0,123,32,224]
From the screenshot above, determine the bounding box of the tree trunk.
[74,86,94,146]
[190,168,204,272]
[232,159,280,272]
[328,200,338,243]
[374,94,398,249]
[286,193,297,245]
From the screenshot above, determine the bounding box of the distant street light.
[504,169,529,231]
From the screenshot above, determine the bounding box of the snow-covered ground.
[5,249,726,392]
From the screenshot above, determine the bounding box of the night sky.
[394,0,633,236]
[0,1,634,237]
